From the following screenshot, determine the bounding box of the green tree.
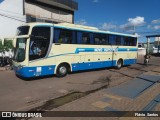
[0,40,4,52]
[4,39,13,51]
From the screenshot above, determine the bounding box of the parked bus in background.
[12,23,138,78]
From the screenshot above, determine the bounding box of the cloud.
[75,19,87,25]
[153,25,160,30]
[93,0,99,3]
[152,19,160,24]
[128,16,145,26]
[120,16,145,31]
[100,23,117,31]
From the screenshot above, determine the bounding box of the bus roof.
[23,22,136,38]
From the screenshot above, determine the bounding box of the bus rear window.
[17,26,30,36]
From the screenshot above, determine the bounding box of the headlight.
[17,65,25,70]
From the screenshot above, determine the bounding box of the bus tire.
[56,64,68,77]
[116,59,123,69]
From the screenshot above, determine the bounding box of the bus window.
[131,37,137,46]
[29,27,50,61]
[31,27,50,39]
[115,36,121,45]
[17,26,30,36]
[94,33,107,45]
[72,31,77,44]
[124,37,129,46]
[94,34,100,45]
[121,36,125,45]
[59,29,72,44]
[109,35,116,45]
[94,37,100,45]
[100,34,107,45]
[123,37,137,46]
[54,28,72,44]
[77,31,82,44]
[53,28,60,43]
[14,38,27,62]
[82,32,90,44]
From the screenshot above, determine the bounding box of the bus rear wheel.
[116,59,123,69]
[56,64,68,77]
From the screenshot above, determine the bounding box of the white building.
[0,0,78,39]
[0,0,25,39]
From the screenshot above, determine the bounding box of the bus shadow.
[16,74,56,81]
[17,66,128,81]
[71,67,115,75]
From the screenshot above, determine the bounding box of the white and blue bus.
[13,23,138,78]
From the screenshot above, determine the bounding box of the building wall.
[155,37,160,41]
[0,0,26,39]
[155,37,160,45]
[25,2,73,23]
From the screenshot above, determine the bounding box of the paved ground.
[0,55,160,120]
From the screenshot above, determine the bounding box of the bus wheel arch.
[116,58,123,69]
[55,62,71,77]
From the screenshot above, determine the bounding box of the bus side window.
[94,33,107,45]
[109,35,116,45]
[94,37,100,45]
[106,35,109,45]
[72,31,77,44]
[130,37,137,46]
[115,36,121,45]
[53,28,61,43]
[94,34,106,45]
[121,36,125,45]
[89,33,94,44]
[100,34,107,45]
[82,32,90,44]
[124,37,129,46]
[77,31,82,44]
[58,29,72,44]
[134,38,137,46]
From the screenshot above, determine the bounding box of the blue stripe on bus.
[15,58,136,78]
[124,59,137,65]
[48,48,138,58]
[72,60,117,71]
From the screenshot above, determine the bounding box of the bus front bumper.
[13,65,56,78]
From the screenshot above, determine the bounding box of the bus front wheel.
[116,59,123,69]
[56,64,68,77]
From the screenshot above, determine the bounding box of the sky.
[75,0,160,42]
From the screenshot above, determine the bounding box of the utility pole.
[133,24,136,33]
[158,37,160,53]
[147,37,150,55]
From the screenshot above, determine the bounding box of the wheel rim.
[59,66,67,75]
[117,61,121,68]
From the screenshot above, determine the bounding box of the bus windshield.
[14,38,27,62]
[17,26,30,36]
